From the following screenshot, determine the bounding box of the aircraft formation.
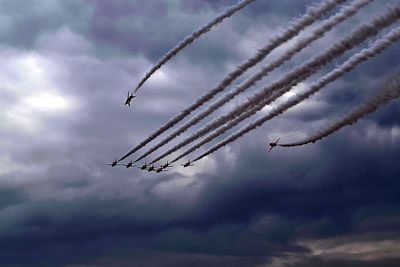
[110,0,400,173]
[108,159,178,173]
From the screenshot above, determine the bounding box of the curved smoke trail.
[135,0,371,162]
[193,26,400,162]
[149,5,400,164]
[118,0,344,162]
[134,0,256,93]
[280,74,400,147]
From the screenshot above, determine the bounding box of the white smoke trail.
[149,5,400,164]
[193,26,400,162]
[134,0,256,93]
[118,0,344,162]
[280,75,400,147]
[135,0,371,162]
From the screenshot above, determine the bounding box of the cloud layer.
[1,0,399,266]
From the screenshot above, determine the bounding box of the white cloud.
[1,50,77,133]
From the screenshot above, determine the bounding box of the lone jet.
[123,160,135,168]
[108,159,119,167]
[181,160,194,168]
[139,163,148,170]
[268,138,280,152]
[124,92,136,107]
[162,161,173,169]
[147,165,155,172]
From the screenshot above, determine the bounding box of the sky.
[0,0,400,266]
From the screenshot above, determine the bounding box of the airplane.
[268,138,280,152]
[139,163,148,170]
[156,166,168,173]
[147,165,155,172]
[108,159,119,167]
[181,160,194,168]
[162,161,173,169]
[124,92,136,107]
[123,160,135,168]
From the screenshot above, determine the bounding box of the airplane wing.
[268,146,273,152]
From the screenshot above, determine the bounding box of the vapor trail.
[135,0,371,162]
[175,27,400,162]
[280,73,400,146]
[150,5,400,164]
[118,0,344,162]
[134,0,256,93]
[194,27,400,161]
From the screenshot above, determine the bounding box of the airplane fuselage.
[140,164,147,170]
[125,95,135,106]
[183,162,193,167]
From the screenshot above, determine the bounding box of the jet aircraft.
[181,160,194,168]
[268,138,280,152]
[139,163,148,170]
[156,166,167,173]
[108,159,119,167]
[123,160,135,168]
[124,92,136,107]
[147,165,155,172]
[162,161,173,169]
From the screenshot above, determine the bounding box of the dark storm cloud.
[1,130,399,266]
[1,0,399,266]
[372,101,400,126]
[0,185,27,210]
[0,0,92,48]
[85,0,245,67]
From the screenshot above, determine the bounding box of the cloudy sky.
[1,0,400,266]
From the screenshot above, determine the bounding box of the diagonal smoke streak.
[118,0,344,162]
[193,27,400,162]
[280,75,400,146]
[134,0,256,93]
[170,84,294,163]
[177,26,398,162]
[149,5,400,164]
[135,0,371,162]
[170,82,302,162]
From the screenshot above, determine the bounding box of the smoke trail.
[193,27,400,162]
[134,0,256,93]
[173,27,400,162]
[150,5,400,164]
[135,0,371,162]
[118,0,344,162]
[280,78,400,146]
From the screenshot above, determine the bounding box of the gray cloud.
[0,0,399,266]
